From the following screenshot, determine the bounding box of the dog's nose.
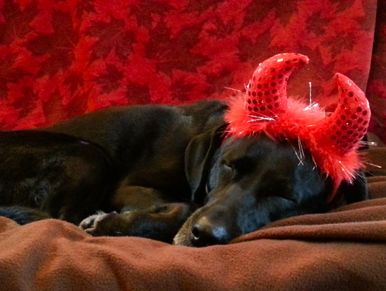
[190,217,229,247]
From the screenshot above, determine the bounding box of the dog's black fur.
[0,100,367,246]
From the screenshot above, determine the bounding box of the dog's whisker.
[364,161,382,169]
[297,136,305,161]
[291,137,305,166]
[291,144,304,166]
[312,156,318,169]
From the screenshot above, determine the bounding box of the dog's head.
[175,53,370,247]
[174,127,367,247]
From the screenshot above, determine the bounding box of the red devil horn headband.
[225,53,371,199]
[313,73,370,154]
[245,53,309,116]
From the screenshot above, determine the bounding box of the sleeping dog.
[0,54,369,246]
[0,100,367,246]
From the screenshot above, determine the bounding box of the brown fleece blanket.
[1,148,386,290]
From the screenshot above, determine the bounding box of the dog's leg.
[78,203,191,242]
[79,186,192,242]
[78,186,166,232]
[111,186,167,211]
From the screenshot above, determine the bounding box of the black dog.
[0,100,367,246]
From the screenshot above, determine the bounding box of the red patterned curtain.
[0,0,383,141]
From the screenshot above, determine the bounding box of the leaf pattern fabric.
[0,0,383,142]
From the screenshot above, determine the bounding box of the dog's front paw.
[79,211,117,235]
[78,203,191,241]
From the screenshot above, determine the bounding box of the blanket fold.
[1,146,386,290]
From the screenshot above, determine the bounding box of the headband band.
[225,53,371,200]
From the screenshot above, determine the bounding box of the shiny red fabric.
[225,53,371,199]
[0,0,383,142]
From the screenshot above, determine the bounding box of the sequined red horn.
[246,53,309,117]
[313,73,371,154]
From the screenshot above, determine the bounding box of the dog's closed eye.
[259,178,296,203]
[221,158,254,180]
[221,160,236,180]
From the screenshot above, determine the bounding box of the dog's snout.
[190,216,229,247]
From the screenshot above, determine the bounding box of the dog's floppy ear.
[185,124,226,204]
